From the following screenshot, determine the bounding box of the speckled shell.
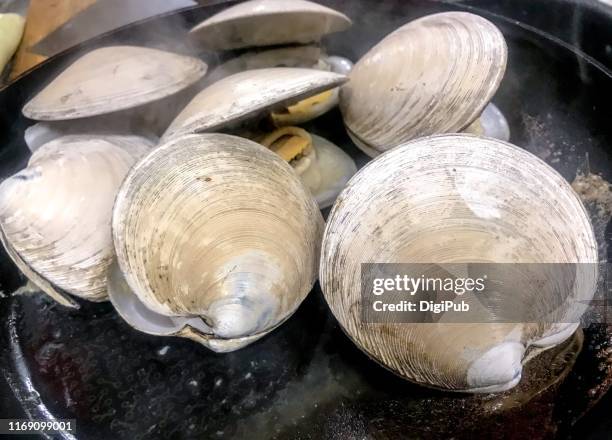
[162,67,347,140]
[320,134,598,392]
[111,133,324,352]
[22,46,207,121]
[190,0,351,51]
[0,135,153,307]
[340,12,507,156]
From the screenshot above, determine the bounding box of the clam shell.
[0,135,153,306]
[190,0,352,51]
[320,134,598,392]
[340,12,507,156]
[22,46,207,121]
[207,45,323,84]
[162,67,347,140]
[111,133,324,352]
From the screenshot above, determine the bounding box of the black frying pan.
[1,1,611,438]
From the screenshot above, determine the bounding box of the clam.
[190,0,352,51]
[22,45,207,121]
[163,67,357,208]
[198,0,354,126]
[0,135,153,308]
[109,133,324,352]
[340,12,509,157]
[320,134,598,392]
[206,46,354,120]
[164,67,347,138]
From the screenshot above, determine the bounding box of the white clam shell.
[340,12,507,156]
[190,0,352,51]
[110,133,324,352]
[24,116,158,153]
[320,134,598,392]
[162,67,347,140]
[207,45,323,84]
[480,102,511,142]
[0,135,153,307]
[22,46,207,121]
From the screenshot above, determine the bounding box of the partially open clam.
[194,0,353,128]
[320,134,598,392]
[190,0,352,51]
[21,45,207,150]
[207,46,354,124]
[0,135,153,307]
[340,12,509,157]
[109,133,324,352]
[164,68,357,208]
[23,45,207,121]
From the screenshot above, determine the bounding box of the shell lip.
[107,260,296,346]
[328,319,524,394]
[332,132,599,263]
[0,225,79,309]
[22,46,209,121]
[163,68,348,141]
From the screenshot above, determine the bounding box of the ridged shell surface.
[23,46,207,121]
[340,12,507,155]
[190,0,351,51]
[112,133,324,345]
[0,135,153,304]
[320,134,598,392]
[163,68,347,140]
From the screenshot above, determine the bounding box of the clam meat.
[207,46,354,124]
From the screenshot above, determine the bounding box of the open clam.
[0,135,153,308]
[22,45,207,121]
[164,67,357,208]
[320,134,598,393]
[206,45,354,116]
[190,0,352,51]
[109,133,324,352]
[340,12,508,157]
[199,0,354,123]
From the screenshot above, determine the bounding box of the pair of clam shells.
[22,45,208,151]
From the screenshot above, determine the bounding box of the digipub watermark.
[361,263,608,324]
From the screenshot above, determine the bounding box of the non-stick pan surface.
[0,1,611,439]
